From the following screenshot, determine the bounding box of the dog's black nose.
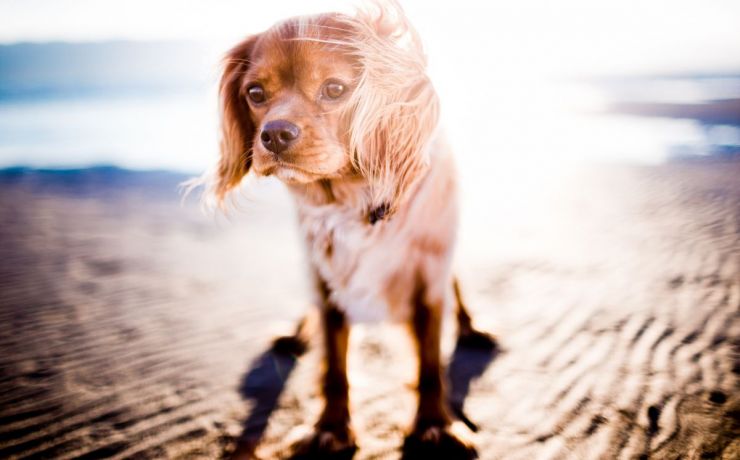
[260,120,300,155]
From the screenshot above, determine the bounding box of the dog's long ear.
[341,5,440,218]
[214,36,259,205]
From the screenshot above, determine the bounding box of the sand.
[0,160,738,459]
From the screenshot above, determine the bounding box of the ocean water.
[0,41,220,173]
[0,82,731,173]
[0,90,218,172]
[0,41,738,173]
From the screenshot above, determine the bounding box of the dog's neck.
[287,177,362,206]
[287,177,388,225]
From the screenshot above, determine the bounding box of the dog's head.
[213,5,439,217]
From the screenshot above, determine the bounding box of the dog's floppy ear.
[341,6,440,219]
[214,35,259,204]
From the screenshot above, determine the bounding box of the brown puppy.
[202,3,494,458]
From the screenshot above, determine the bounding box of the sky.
[1,0,739,77]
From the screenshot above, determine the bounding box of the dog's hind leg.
[454,278,497,350]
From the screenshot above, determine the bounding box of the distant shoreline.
[0,165,191,176]
[608,98,740,126]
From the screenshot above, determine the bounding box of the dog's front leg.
[402,281,477,459]
[291,279,356,459]
[316,304,354,443]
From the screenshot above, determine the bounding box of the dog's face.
[241,22,358,184]
[213,12,440,216]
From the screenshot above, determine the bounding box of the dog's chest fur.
[297,204,405,322]
[293,150,459,323]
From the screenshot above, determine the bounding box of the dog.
[202,2,494,458]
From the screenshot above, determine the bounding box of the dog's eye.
[321,80,346,100]
[247,85,266,104]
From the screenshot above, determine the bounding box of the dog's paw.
[271,334,308,356]
[457,329,497,351]
[402,423,477,460]
[289,425,357,460]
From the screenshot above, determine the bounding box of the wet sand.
[0,161,738,459]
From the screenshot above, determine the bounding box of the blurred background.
[1,0,739,172]
[1,1,738,459]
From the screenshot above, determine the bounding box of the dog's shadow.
[229,342,301,460]
[446,337,500,432]
[229,335,498,459]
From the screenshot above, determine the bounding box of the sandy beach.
[0,159,738,459]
